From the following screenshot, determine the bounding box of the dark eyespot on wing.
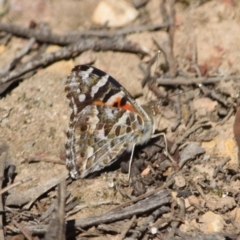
[137,115,143,125]
[113,102,118,107]
[80,125,88,132]
[80,152,85,157]
[126,127,132,133]
[120,96,128,106]
[115,126,121,136]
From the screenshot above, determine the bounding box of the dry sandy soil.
[1,0,240,239]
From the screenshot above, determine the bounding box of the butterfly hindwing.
[66,105,142,178]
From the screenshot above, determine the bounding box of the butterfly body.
[65,65,157,179]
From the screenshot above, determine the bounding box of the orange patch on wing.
[93,100,105,106]
[111,97,134,111]
[120,102,134,111]
[93,98,134,111]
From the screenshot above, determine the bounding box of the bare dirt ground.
[1,0,240,239]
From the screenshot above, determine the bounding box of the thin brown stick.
[74,189,170,228]
[0,177,33,195]
[45,180,66,240]
[166,198,185,239]
[213,157,230,178]
[198,83,230,108]
[140,53,158,87]
[66,201,121,218]
[131,206,170,239]
[0,37,36,77]
[5,174,68,208]
[16,189,171,234]
[166,0,178,77]
[108,178,174,213]
[120,215,137,240]
[171,90,182,132]
[22,156,65,165]
[170,119,211,155]
[0,22,170,45]
[97,224,121,234]
[0,33,11,45]
[175,229,237,240]
[12,220,33,240]
[0,152,6,240]
[0,37,147,86]
[156,75,240,85]
[219,107,234,125]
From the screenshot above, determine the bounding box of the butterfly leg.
[128,133,175,180]
[151,133,175,163]
[128,143,136,180]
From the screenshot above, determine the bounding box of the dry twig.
[158,0,178,77]
[12,220,33,240]
[171,90,182,132]
[45,180,66,240]
[119,215,137,240]
[131,206,170,239]
[12,189,171,235]
[0,177,32,195]
[22,156,65,165]
[140,53,159,87]
[0,22,170,45]
[198,83,230,108]
[66,201,121,218]
[170,119,211,154]
[6,174,68,208]
[0,152,6,240]
[0,37,36,77]
[156,75,240,86]
[0,37,147,91]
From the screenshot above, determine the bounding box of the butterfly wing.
[65,65,147,120]
[65,65,154,178]
[66,105,145,178]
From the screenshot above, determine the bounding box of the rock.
[174,174,186,188]
[92,0,139,27]
[230,207,240,226]
[179,142,205,168]
[205,194,236,213]
[188,195,201,207]
[184,211,224,234]
[197,211,224,233]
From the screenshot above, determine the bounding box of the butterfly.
[65,65,161,179]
